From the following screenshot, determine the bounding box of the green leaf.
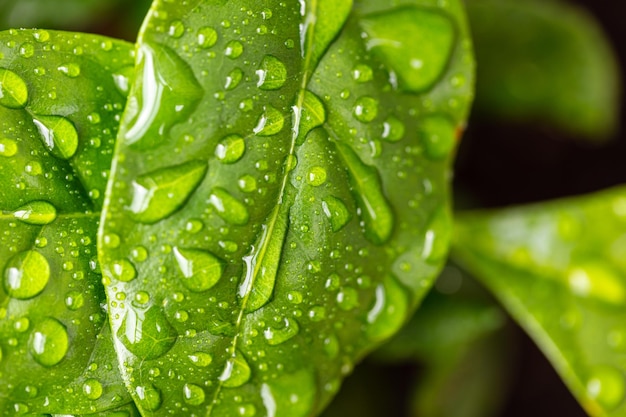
[453,186,626,417]
[468,0,621,140]
[0,29,134,415]
[100,1,474,416]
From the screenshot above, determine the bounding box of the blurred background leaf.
[468,0,621,141]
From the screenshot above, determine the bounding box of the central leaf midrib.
[206,1,320,413]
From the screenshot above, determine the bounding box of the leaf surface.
[0,29,134,415]
[468,0,621,140]
[453,187,626,416]
[100,1,474,415]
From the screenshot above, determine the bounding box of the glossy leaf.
[100,0,474,416]
[0,30,134,415]
[453,186,626,416]
[468,0,621,140]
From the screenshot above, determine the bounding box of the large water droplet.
[366,275,409,342]
[353,96,378,123]
[260,370,315,417]
[352,64,373,83]
[188,351,212,367]
[4,250,50,299]
[33,115,79,160]
[382,116,405,142]
[65,290,84,310]
[117,306,177,360]
[587,365,625,411]
[83,378,103,400]
[419,115,456,160]
[225,68,244,90]
[136,384,162,412]
[256,55,287,90]
[197,27,218,48]
[254,105,285,136]
[225,41,244,58]
[360,7,455,93]
[336,287,359,311]
[28,318,69,367]
[264,317,300,345]
[128,160,207,224]
[183,383,205,406]
[209,188,249,226]
[215,134,245,164]
[0,137,18,157]
[322,196,351,232]
[306,166,327,187]
[12,201,57,225]
[296,91,326,144]
[335,143,394,244]
[0,68,28,109]
[173,247,223,292]
[220,351,251,388]
[111,259,137,282]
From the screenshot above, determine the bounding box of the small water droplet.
[65,290,84,310]
[168,20,185,38]
[256,55,287,90]
[336,287,359,311]
[225,41,244,58]
[189,352,212,367]
[19,42,34,58]
[254,105,285,136]
[306,166,327,187]
[12,201,57,225]
[323,334,339,358]
[197,27,218,48]
[351,64,373,83]
[0,68,28,109]
[366,275,409,342]
[220,351,252,388]
[225,68,244,90]
[131,245,149,262]
[4,250,50,299]
[264,317,300,345]
[136,384,162,411]
[173,247,223,292]
[118,306,177,360]
[103,233,121,248]
[83,378,103,400]
[238,175,258,193]
[0,138,18,157]
[322,196,351,232]
[183,383,205,406]
[215,134,245,164]
[382,116,405,142]
[128,160,207,224]
[58,63,80,78]
[353,96,378,123]
[111,259,137,282]
[32,29,50,42]
[209,188,249,225]
[33,115,79,160]
[587,365,625,411]
[29,318,69,367]
[419,115,456,160]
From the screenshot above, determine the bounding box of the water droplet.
[0,138,18,157]
[32,29,50,42]
[29,318,69,367]
[225,41,244,58]
[353,96,378,123]
[128,160,207,224]
[382,116,405,142]
[168,20,185,38]
[419,115,456,160]
[183,383,205,406]
[336,287,359,311]
[225,68,244,90]
[197,27,218,48]
[306,166,327,187]
[136,384,162,412]
[322,196,351,232]
[238,175,258,193]
[111,259,137,282]
[103,233,121,248]
[220,351,252,388]
[131,246,149,262]
[260,370,315,417]
[323,334,339,358]
[567,262,626,304]
[215,134,245,163]
[117,306,177,360]
[366,275,409,342]
[4,250,50,299]
[189,352,212,367]
[83,378,103,400]
[19,42,34,58]
[65,290,84,310]
[57,63,80,78]
[335,143,394,244]
[254,105,285,136]
[587,365,625,411]
[296,91,326,144]
[209,188,249,225]
[12,201,57,225]
[14,317,30,332]
[360,8,455,92]
[264,317,300,345]
[0,68,28,108]
[352,64,373,83]
[173,247,223,292]
[33,115,79,160]
[256,55,287,90]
